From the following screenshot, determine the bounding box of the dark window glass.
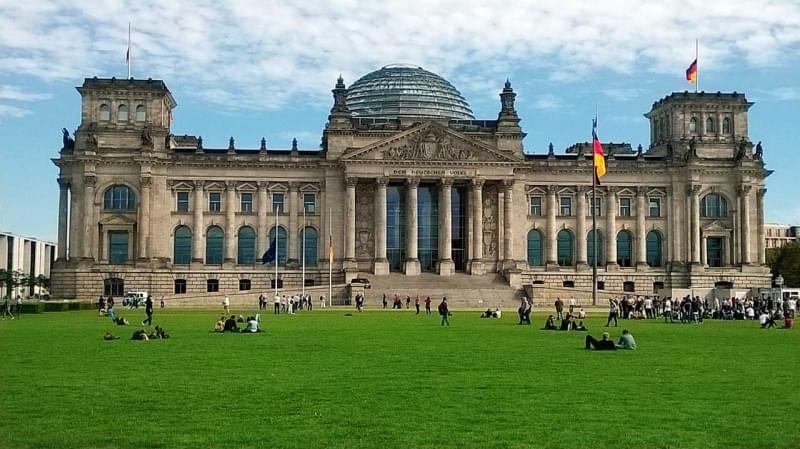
[649,198,660,217]
[701,194,728,218]
[557,230,573,266]
[623,281,635,292]
[417,185,438,272]
[303,194,316,213]
[104,278,124,297]
[177,192,189,212]
[451,186,468,272]
[237,226,256,264]
[707,237,723,267]
[587,230,604,266]
[209,192,221,212]
[174,279,187,294]
[205,226,224,264]
[240,193,253,212]
[268,226,287,266]
[103,185,136,210]
[527,229,543,266]
[386,185,405,271]
[108,230,129,263]
[646,231,662,267]
[239,279,251,291]
[173,226,192,264]
[559,197,572,216]
[619,198,631,217]
[591,197,602,217]
[617,230,633,267]
[272,193,285,213]
[207,279,219,292]
[529,196,542,216]
[301,226,317,267]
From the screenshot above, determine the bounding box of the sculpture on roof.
[141,126,153,149]
[754,141,763,160]
[61,128,75,152]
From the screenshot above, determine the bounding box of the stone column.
[470,179,485,275]
[287,182,299,266]
[404,178,420,275]
[138,176,152,260]
[502,179,515,270]
[740,185,752,265]
[82,174,96,260]
[636,186,647,269]
[701,235,708,266]
[757,188,766,265]
[373,178,389,275]
[224,181,236,263]
[545,185,557,266]
[438,178,454,276]
[345,177,357,263]
[688,185,701,265]
[57,177,69,261]
[576,186,588,268]
[257,181,269,259]
[605,186,618,269]
[69,180,82,260]
[192,180,205,263]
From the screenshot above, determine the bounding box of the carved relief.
[482,182,499,260]
[355,183,375,258]
[383,128,475,161]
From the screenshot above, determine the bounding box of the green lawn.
[1,308,798,449]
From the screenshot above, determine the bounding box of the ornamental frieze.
[383,129,475,161]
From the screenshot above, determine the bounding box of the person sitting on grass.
[559,313,573,331]
[584,332,615,350]
[213,316,225,332]
[577,307,586,320]
[131,329,149,341]
[242,316,261,333]
[492,308,502,319]
[760,311,776,329]
[574,320,588,331]
[542,315,557,330]
[223,315,239,332]
[103,331,120,341]
[114,316,129,326]
[615,329,637,350]
[481,308,493,318]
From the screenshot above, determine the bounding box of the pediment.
[170,180,194,191]
[204,181,226,191]
[268,182,288,192]
[648,187,667,197]
[340,122,520,163]
[526,185,547,195]
[99,214,137,226]
[616,187,637,197]
[300,183,320,193]
[702,220,732,232]
[236,182,258,192]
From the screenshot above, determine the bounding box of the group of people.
[542,313,588,331]
[259,293,325,315]
[1,295,23,319]
[584,330,637,351]
[213,314,261,333]
[381,294,434,316]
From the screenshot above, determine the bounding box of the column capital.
[636,185,647,196]
[605,185,619,195]
[576,185,589,194]
[57,177,70,189]
[376,177,389,186]
[439,177,454,188]
[471,178,485,189]
[140,176,153,187]
[346,177,358,188]
[225,180,237,190]
[406,177,420,187]
[194,179,205,189]
[502,179,515,189]
[738,184,753,195]
[83,174,96,187]
[288,181,300,191]
[546,184,558,194]
[258,180,269,190]
[757,188,767,199]
[686,184,701,195]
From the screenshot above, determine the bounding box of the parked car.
[350,278,371,289]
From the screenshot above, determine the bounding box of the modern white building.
[764,223,799,250]
[0,231,57,299]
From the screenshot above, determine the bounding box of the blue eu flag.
[261,238,277,264]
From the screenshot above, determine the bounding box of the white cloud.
[0,0,798,112]
[0,85,51,102]
[532,94,563,110]
[0,104,32,119]
[601,88,645,102]
[757,87,800,101]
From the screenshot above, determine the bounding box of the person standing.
[663,297,673,323]
[568,297,576,314]
[142,296,154,326]
[382,294,388,310]
[320,295,326,308]
[644,296,653,319]
[425,296,432,316]
[223,295,230,314]
[606,297,619,327]
[555,298,564,320]
[160,296,165,309]
[307,294,313,311]
[438,297,450,326]
[15,296,22,318]
[415,295,420,315]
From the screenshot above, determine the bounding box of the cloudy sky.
[1,0,799,241]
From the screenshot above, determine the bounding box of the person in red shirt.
[424,296,432,316]
[438,297,450,326]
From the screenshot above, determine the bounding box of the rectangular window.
[108,231,129,264]
[239,279,251,291]
[272,193,285,213]
[207,279,219,293]
[649,198,661,217]
[209,192,221,212]
[240,192,253,213]
[529,196,542,216]
[303,193,316,214]
[619,198,631,217]
[559,197,572,216]
[176,192,189,212]
[174,279,187,294]
[590,198,602,217]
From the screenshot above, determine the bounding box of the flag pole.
[695,39,699,93]
[127,22,132,79]
[275,207,279,302]
[328,207,332,308]
[592,109,598,307]
[302,208,306,300]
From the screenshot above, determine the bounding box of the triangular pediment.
[99,214,137,226]
[702,220,731,232]
[341,122,520,163]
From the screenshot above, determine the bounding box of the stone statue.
[197,136,203,149]
[228,136,235,150]
[685,138,696,161]
[141,126,153,148]
[754,141,763,160]
[547,142,555,157]
[292,138,298,151]
[666,142,674,158]
[260,137,267,151]
[61,128,75,152]
[636,144,643,158]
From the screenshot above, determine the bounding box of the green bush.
[20,303,44,314]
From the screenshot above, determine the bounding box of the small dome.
[346,64,474,120]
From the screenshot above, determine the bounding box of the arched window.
[103,185,136,210]
[268,226,287,266]
[173,226,192,264]
[689,117,697,134]
[587,230,605,266]
[527,229,543,266]
[237,226,256,264]
[722,117,731,134]
[557,229,573,266]
[706,117,715,134]
[118,104,128,121]
[646,231,662,267]
[616,230,633,267]
[700,193,728,217]
[301,226,318,267]
[205,226,224,264]
[99,103,110,121]
[135,104,146,121]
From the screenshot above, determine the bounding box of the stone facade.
[51,75,772,300]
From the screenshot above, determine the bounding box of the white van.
[124,291,148,306]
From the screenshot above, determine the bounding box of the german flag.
[686,59,698,84]
[592,119,606,183]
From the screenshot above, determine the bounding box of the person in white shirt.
[746,306,755,320]
[223,296,230,314]
[242,316,261,333]
[787,298,797,314]
[493,308,502,319]
[577,307,586,319]
[644,297,653,319]
[273,295,281,315]
[568,297,576,313]
[663,298,673,323]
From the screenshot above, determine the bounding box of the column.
[665,187,673,263]
[57,177,69,261]
[287,182,299,266]
[69,180,81,260]
[438,178,454,276]
[605,186,618,268]
[345,177,357,262]
[82,174,96,260]
[576,186,587,268]
[689,185,701,265]
[257,181,269,259]
[740,185,752,265]
[636,186,647,269]
[545,185,557,266]
[404,178,420,275]
[671,183,683,265]
[701,235,708,266]
[224,181,236,263]
[192,180,205,263]
[757,188,766,265]
[470,179,484,275]
[502,179,515,269]
[373,178,389,275]
[138,176,152,260]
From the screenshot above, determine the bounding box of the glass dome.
[346,64,474,120]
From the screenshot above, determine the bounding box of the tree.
[767,243,800,288]
[0,269,24,299]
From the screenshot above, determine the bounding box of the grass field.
[1,307,798,449]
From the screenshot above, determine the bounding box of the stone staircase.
[361,272,524,308]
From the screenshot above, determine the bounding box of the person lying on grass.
[148,326,169,339]
[584,329,636,350]
[131,329,149,341]
[574,320,588,331]
[114,316,129,326]
[103,331,120,341]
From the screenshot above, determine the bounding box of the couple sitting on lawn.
[584,330,636,350]
[542,314,588,331]
[214,314,261,333]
